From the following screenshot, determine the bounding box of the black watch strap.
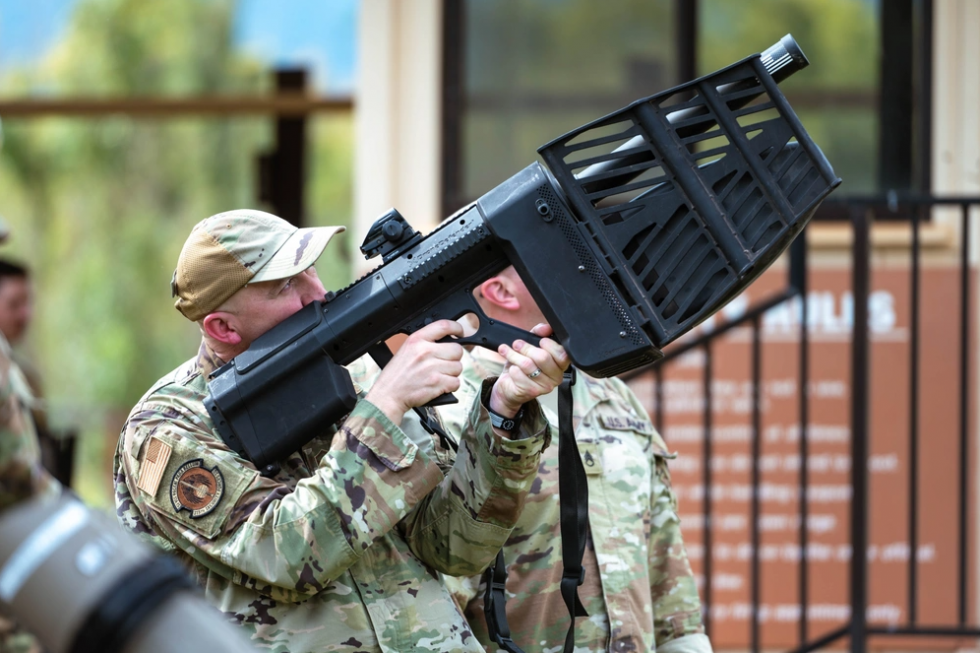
[481,392,525,433]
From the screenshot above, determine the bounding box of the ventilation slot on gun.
[537,50,840,346]
[538,184,646,347]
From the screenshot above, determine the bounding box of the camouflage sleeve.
[399,377,550,576]
[648,454,713,653]
[0,339,58,512]
[349,351,552,576]
[119,396,446,601]
[0,340,53,653]
[617,382,710,651]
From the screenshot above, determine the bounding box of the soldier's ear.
[202,312,242,346]
[478,277,521,313]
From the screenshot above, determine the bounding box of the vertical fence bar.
[959,203,971,626]
[751,316,762,653]
[797,237,810,646]
[850,207,871,653]
[909,203,921,625]
[702,341,714,636]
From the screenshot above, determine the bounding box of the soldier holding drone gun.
[1,34,837,653]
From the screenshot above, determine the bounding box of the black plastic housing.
[204,302,358,469]
[537,50,841,348]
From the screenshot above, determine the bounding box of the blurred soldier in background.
[114,210,568,652]
[0,225,255,653]
[441,266,713,653]
[0,226,51,653]
[0,332,49,653]
[0,261,32,350]
[0,258,74,486]
[0,335,49,653]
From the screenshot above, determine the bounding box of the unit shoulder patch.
[170,459,225,518]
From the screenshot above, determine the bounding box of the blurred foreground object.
[0,258,250,653]
[0,492,254,653]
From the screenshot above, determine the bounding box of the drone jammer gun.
[206,35,841,470]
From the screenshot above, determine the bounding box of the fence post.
[849,206,871,653]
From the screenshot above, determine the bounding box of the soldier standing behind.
[113,210,569,653]
[441,266,713,653]
[0,229,55,653]
[0,320,51,653]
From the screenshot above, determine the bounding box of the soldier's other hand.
[488,323,569,419]
[365,320,464,425]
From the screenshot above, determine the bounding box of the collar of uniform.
[196,339,228,379]
[573,372,614,418]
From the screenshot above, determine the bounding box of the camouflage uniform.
[440,347,711,653]
[113,340,550,653]
[0,333,53,653]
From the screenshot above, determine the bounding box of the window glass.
[698,0,880,194]
[454,0,884,205]
[460,0,677,202]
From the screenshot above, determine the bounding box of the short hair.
[0,259,29,283]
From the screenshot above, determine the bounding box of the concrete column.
[933,0,980,628]
[932,0,980,200]
[354,0,443,270]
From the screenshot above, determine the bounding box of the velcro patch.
[579,442,603,476]
[170,459,225,519]
[599,415,653,434]
[137,437,172,497]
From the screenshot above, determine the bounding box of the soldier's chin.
[0,492,250,653]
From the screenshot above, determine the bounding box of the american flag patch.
[137,437,172,497]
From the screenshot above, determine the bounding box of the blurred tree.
[699,0,879,193]
[0,0,355,505]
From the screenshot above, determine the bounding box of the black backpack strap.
[483,549,525,653]
[484,367,588,653]
[558,367,589,652]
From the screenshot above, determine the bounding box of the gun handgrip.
[452,320,542,352]
[425,320,542,407]
[425,393,459,407]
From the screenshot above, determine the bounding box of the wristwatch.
[481,390,525,433]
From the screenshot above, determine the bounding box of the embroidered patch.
[170,459,225,518]
[599,415,652,433]
[579,442,603,476]
[137,437,172,497]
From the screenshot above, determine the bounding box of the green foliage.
[700,0,879,192]
[699,0,877,90]
[0,0,354,505]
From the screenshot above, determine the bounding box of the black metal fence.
[625,195,980,652]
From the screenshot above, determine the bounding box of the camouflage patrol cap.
[172,209,344,321]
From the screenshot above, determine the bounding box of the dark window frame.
[440,0,933,220]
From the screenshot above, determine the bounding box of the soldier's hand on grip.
[365,319,465,425]
[489,323,569,418]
